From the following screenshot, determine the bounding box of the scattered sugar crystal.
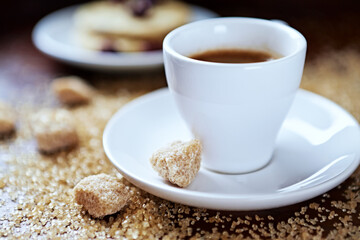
[2,51,360,238]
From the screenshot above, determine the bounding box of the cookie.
[74,29,162,52]
[74,0,191,40]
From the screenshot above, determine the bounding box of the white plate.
[103,88,360,210]
[32,5,218,71]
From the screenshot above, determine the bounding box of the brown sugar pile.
[150,139,202,187]
[52,76,94,105]
[0,101,15,135]
[1,51,360,239]
[74,173,130,218]
[31,109,78,153]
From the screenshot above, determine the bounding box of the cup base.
[202,154,273,175]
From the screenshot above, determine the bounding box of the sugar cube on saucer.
[150,139,202,188]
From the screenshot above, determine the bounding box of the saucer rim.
[103,88,360,210]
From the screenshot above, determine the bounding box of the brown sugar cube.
[74,174,130,218]
[0,101,16,135]
[31,109,78,153]
[52,76,94,105]
[150,139,202,188]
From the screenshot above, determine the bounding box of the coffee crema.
[189,48,280,64]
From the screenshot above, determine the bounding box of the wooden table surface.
[1,1,360,239]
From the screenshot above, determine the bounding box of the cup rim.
[163,17,307,67]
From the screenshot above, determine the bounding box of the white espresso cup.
[163,17,306,173]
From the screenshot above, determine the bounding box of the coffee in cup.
[189,48,281,64]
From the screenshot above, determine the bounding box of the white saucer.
[103,88,360,210]
[32,5,218,71]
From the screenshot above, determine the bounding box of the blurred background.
[1,0,360,100]
[1,0,360,59]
